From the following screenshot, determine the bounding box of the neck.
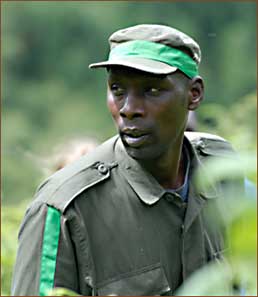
[140,137,186,189]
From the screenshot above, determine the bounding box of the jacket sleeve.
[11,201,85,296]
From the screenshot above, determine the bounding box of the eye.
[110,83,125,96]
[145,87,162,96]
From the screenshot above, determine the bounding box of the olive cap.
[89,24,201,77]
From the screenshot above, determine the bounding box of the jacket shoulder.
[33,135,119,213]
[184,131,236,158]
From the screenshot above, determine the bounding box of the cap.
[89,24,201,78]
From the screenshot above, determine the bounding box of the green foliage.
[198,92,257,154]
[228,202,257,293]
[46,287,80,296]
[1,203,28,296]
[175,152,257,296]
[195,153,257,194]
[176,200,257,295]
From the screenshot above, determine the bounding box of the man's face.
[107,66,191,160]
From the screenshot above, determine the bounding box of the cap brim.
[89,57,177,75]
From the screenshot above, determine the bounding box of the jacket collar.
[114,134,220,206]
[184,133,220,200]
[115,137,165,205]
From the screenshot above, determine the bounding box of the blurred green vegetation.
[176,155,257,295]
[1,1,257,295]
[1,201,29,295]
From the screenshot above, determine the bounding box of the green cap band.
[109,40,198,79]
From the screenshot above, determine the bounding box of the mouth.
[121,128,151,148]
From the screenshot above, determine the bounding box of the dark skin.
[107,66,204,189]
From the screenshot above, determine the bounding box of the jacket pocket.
[97,263,171,296]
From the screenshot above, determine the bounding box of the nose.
[119,93,145,120]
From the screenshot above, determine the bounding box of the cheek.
[154,101,177,123]
[155,99,188,132]
[107,95,119,120]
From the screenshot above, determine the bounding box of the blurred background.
[1,1,257,295]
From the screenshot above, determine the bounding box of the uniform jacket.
[11,132,241,296]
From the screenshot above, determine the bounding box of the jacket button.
[181,224,185,233]
[165,193,174,202]
[181,202,187,208]
[196,140,205,150]
[85,276,93,287]
[98,164,108,174]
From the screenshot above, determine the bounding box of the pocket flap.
[97,264,171,296]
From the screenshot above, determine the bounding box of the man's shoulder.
[184,131,236,158]
[32,135,120,213]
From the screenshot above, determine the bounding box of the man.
[11,24,241,296]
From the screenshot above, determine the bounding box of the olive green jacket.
[11,132,242,296]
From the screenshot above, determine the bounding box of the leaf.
[46,287,81,296]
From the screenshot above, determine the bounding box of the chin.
[124,145,163,161]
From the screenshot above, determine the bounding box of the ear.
[188,76,204,110]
